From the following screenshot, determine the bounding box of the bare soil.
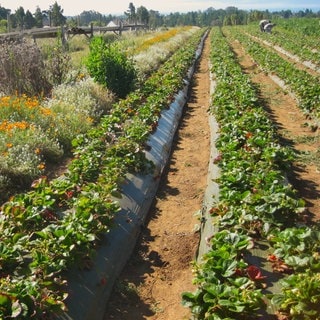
[103,32,320,320]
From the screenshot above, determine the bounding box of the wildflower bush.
[133,26,199,77]
[86,36,137,98]
[130,27,181,54]
[0,39,52,96]
[0,79,115,202]
[44,43,72,85]
[0,96,62,200]
[46,77,114,122]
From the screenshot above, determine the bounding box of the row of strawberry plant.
[245,24,320,68]
[276,17,320,37]
[182,26,320,320]
[226,27,320,120]
[0,29,206,319]
[224,26,320,320]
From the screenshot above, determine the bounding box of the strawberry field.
[0,17,320,320]
[0,26,204,318]
[182,22,320,320]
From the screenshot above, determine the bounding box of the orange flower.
[37,163,45,170]
[40,107,52,116]
[0,121,29,132]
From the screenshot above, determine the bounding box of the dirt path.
[229,37,320,222]
[103,37,211,319]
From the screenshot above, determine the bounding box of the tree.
[24,10,36,29]
[34,6,44,28]
[247,10,261,23]
[125,2,136,23]
[148,10,163,29]
[136,6,149,25]
[15,6,25,30]
[0,6,9,20]
[49,1,66,26]
[79,10,108,26]
[281,10,293,18]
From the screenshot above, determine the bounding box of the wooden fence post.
[61,25,67,46]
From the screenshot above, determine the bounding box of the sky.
[0,0,319,16]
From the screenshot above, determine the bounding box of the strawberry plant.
[268,226,320,272]
[0,28,206,318]
[272,271,320,320]
[182,231,266,319]
[183,26,317,320]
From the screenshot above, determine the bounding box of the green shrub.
[85,36,137,98]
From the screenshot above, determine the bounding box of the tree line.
[0,1,319,33]
[0,2,66,31]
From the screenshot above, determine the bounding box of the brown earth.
[103,31,320,320]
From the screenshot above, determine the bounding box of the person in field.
[264,22,276,33]
[259,19,270,32]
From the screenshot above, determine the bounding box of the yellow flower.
[40,107,52,116]
[37,163,45,170]
[77,73,86,81]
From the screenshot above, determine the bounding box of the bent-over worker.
[264,23,276,33]
[259,19,270,32]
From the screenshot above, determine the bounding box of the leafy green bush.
[86,36,137,98]
[0,39,52,96]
